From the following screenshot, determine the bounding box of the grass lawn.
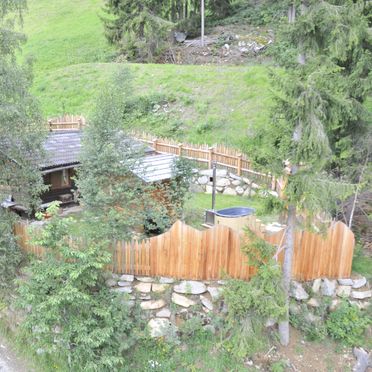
[352,247,372,280]
[21,0,273,148]
[184,192,278,229]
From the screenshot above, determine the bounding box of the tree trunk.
[278,203,296,346]
[201,0,205,47]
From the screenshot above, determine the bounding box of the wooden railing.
[14,217,354,281]
[48,115,85,131]
[132,132,276,189]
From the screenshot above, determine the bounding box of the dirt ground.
[252,327,358,372]
[162,24,273,65]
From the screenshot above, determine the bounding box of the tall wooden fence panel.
[15,218,354,281]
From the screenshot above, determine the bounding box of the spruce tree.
[245,0,367,345]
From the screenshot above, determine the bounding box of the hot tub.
[215,207,255,231]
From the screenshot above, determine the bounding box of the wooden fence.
[48,115,85,131]
[132,131,276,189]
[46,116,275,189]
[14,217,354,281]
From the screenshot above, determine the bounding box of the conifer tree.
[245,0,367,345]
[0,0,45,209]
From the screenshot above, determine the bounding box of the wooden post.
[78,118,83,130]
[48,119,53,132]
[153,138,158,152]
[271,175,277,191]
[237,153,242,176]
[201,0,205,47]
[178,143,183,156]
[208,147,214,168]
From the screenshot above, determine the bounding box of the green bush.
[326,301,371,346]
[18,204,141,371]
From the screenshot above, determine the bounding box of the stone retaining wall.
[106,274,371,338]
[190,168,278,197]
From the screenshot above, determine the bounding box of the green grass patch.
[20,0,273,148]
[184,192,278,228]
[352,255,372,280]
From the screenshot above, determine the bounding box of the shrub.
[18,204,140,371]
[0,210,22,295]
[326,301,371,346]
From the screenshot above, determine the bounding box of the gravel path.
[0,335,33,372]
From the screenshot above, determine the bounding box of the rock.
[105,279,117,287]
[223,187,237,196]
[329,299,340,311]
[216,178,230,187]
[351,290,372,300]
[290,281,309,301]
[135,282,152,293]
[200,169,227,178]
[174,281,207,295]
[304,312,321,324]
[243,189,256,197]
[207,286,221,301]
[336,285,352,298]
[307,298,320,307]
[136,276,155,283]
[216,187,224,192]
[189,184,204,193]
[217,280,227,285]
[148,318,176,338]
[159,277,175,284]
[321,278,337,297]
[232,180,241,186]
[352,277,367,289]
[139,294,151,300]
[230,174,241,181]
[312,278,322,293]
[120,274,134,282]
[140,299,166,310]
[113,287,133,294]
[289,303,301,315]
[205,185,213,194]
[235,186,244,195]
[265,318,276,327]
[353,347,372,372]
[203,324,216,334]
[268,191,278,198]
[197,176,208,185]
[338,278,353,286]
[200,295,213,310]
[152,283,169,293]
[156,308,171,318]
[251,183,260,189]
[172,293,196,308]
[117,281,132,287]
[174,31,187,43]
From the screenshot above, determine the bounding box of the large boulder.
[171,293,196,308]
[351,290,371,300]
[290,281,309,301]
[174,281,207,295]
[223,187,237,196]
[352,277,367,289]
[140,300,166,310]
[216,178,230,187]
[135,282,152,293]
[321,278,337,296]
[147,318,176,338]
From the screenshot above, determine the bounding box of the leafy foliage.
[18,204,139,371]
[326,300,371,346]
[77,69,170,240]
[0,210,22,295]
[0,0,46,209]
[222,261,286,358]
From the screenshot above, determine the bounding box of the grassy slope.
[22,0,272,147]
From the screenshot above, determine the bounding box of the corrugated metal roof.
[41,131,82,169]
[133,154,176,182]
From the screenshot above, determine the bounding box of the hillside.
[22,0,272,146]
